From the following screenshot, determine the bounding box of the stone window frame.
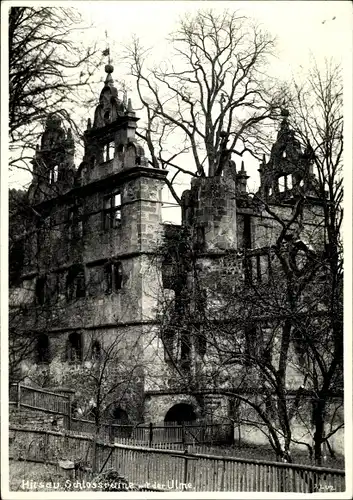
[68,204,83,241]
[36,333,51,364]
[104,260,123,294]
[49,164,59,184]
[35,275,48,305]
[66,331,83,363]
[103,191,122,230]
[65,264,86,301]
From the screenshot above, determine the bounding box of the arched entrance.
[164,403,197,425]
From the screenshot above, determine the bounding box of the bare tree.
[126,9,283,201]
[282,59,343,465]
[9,6,101,174]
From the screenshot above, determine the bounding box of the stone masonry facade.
[9,65,343,453]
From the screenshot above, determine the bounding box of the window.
[37,333,50,363]
[35,276,47,305]
[287,175,293,190]
[104,261,123,293]
[103,192,121,230]
[66,265,85,301]
[278,176,286,192]
[67,332,82,362]
[68,205,83,240]
[49,165,59,184]
[244,257,253,285]
[245,326,257,365]
[105,142,115,162]
[256,255,262,283]
[194,226,205,251]
[91,340,101,360]
[163,328,175,362]
[243,215,252,249]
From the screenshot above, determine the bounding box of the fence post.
[183,447,189,485]
[67,394,72,431]
[149,422,153,447]
[182,422,185,446]
[17,383,21,410]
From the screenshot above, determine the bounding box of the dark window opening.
[67,332,82,362]
[245,326,257,365]
[243,215,252,249]
[68,205,83,241]
[244,257,253,285]
[103,192,121,230]
[196,330,207,358]
[104,110,110,124]
[37,333,50,363]
[66,265,85,301]
[194,225,205,251]
[104,261,123,294]
[35,276,47,305]
[180,332,191,370]
[256,255,262,283]
[91,340,101,360]
[163,328,175,362]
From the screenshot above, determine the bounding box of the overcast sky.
[7,0,352,223]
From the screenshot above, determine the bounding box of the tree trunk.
[313,398,325,466]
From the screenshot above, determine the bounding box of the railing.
[9,426,345,493]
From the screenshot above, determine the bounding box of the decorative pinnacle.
[241,160,245,172]
[105,64,114,74]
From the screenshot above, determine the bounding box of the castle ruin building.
[9,65,343,453]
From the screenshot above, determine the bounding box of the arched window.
[67,332,82,362]
[37,333,50,363]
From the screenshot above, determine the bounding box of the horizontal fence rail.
[9,426,345,493]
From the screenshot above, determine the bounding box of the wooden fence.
[71,418,233,445]
[9,426,345,493]
[10,383,233,445]
[9,383,71,427]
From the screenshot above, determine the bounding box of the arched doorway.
[110,407,131,438]
[164,403,197,425]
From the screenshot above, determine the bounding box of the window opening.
[49,165,59,184]
[67,332,82,362]
[37,333,50,363]
[287,174,293,190]
[66,265,85,300]
[35,276,47,305]
[104,261,123,293]
[243,215,252,249]
[91,340,101,360]
[103,192,122,230]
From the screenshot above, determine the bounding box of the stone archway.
[164,403,197,425]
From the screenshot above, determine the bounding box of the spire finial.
[241,160,245,172]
